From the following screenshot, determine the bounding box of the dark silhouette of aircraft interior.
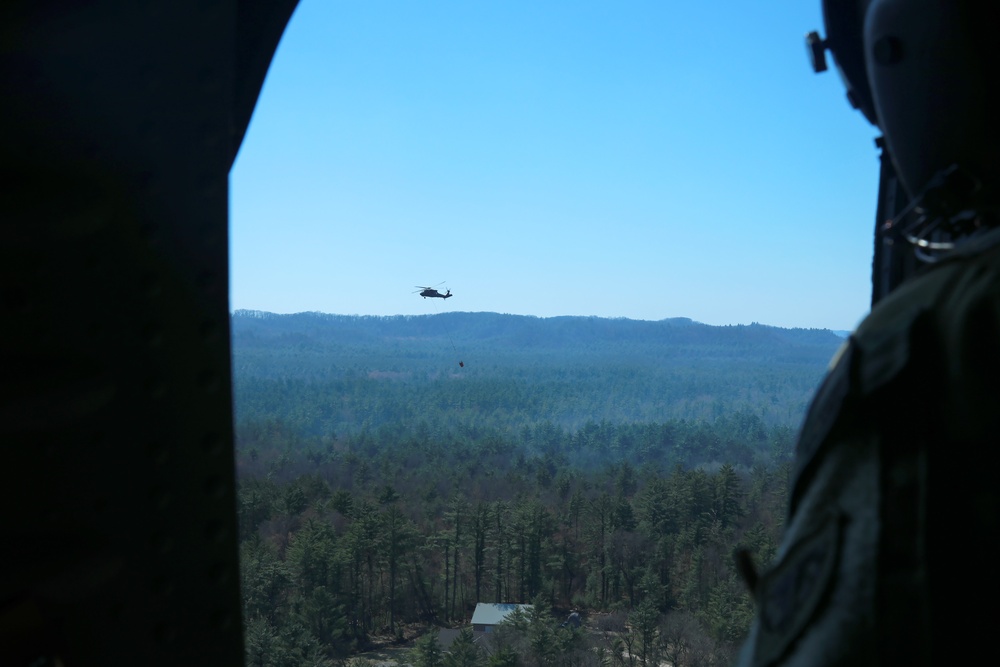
[6,1,988,665]
[2,2,300,665]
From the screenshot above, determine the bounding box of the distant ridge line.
[231,310,845,333]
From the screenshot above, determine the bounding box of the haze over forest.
[233,310,843,666]
[233,310,842,434]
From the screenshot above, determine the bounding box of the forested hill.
[232,310,843,434]
[233,310,843,663]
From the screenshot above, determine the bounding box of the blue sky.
[231,1,881,331]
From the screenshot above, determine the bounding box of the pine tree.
[629,598,661,666]
[412,630,445,667]
[485,646,518,667]
[445,627,482,667]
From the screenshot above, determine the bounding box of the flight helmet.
[810,0,1000,264]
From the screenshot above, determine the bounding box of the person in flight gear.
[735,1,1000,665]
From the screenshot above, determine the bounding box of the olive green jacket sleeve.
[736,227,1000,667]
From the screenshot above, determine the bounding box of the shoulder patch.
[753,513,843,667]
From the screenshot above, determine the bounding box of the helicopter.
[414,283,453,299]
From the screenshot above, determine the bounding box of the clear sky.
[230,1,881,331]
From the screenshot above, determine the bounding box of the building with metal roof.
[470,603,533,633]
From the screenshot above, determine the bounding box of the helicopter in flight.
[414,283,452,299]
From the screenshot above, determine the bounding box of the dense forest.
[233,311,842,666]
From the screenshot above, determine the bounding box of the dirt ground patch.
[348,632,418,667]
[348,644,413,666]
